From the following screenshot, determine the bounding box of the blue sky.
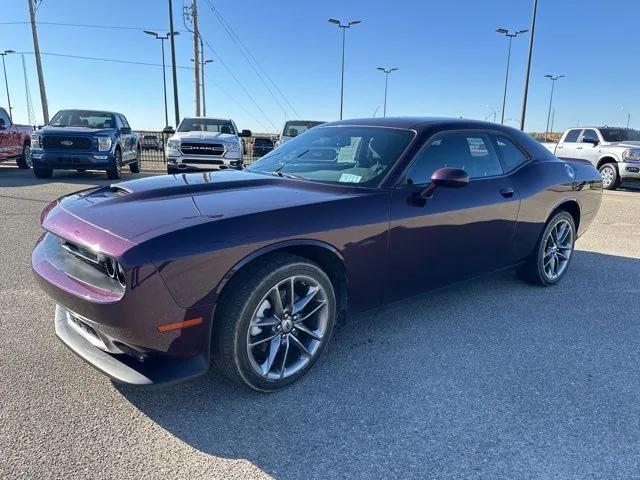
[0,0,638,133]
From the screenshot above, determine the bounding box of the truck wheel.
[107,149,122,180]
[33,166,53,179]
[599,163,620,190]
[129,148,141,173]
[16,143,32,169]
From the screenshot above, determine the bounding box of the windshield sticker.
[339,173,362,183]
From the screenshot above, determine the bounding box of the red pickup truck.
[0,107,33,169]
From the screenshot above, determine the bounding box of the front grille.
[180,142,225,156]
[43,136,94,151]
[181,158,224,165]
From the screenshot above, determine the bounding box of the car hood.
[170,131,238,142]
[39,126,116,136]
[55,171,354,241]
[609,141,640,149]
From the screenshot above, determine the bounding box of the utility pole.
[199,37,212,117]
[28,0,49,123]
[520,0,538,131]
[168,0,180,127]
[21,54,36,126]
[0,50,15,121]
[191,0,201,116]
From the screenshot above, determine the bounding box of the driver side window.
[404,133,503,185]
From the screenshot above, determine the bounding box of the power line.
[203,0,300,119]
[200,36,278,131]
[0,21,186,33]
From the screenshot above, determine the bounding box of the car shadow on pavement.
[117,250,640,479]
[0,164,163,188]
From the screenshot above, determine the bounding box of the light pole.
[544,74,564,141]
[0,50,15,121]
[484,105,497,122]
[376,67,397,117]
[622,107,631,128]
[144,30,180,128]
[520,0,538,131]
[495,28,528,124]
[328,18,362,120]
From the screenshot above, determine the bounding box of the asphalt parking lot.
[2,164,640,479]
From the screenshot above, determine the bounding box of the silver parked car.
[543,127,640,190]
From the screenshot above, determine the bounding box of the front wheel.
[33,166,53,179]
[213,253,336,391]
[599,163,620,190]
[107,149,122,180]
[129,149,141,173]
[16,143,32,169]
[518,211,576,286]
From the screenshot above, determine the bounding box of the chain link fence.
[135,130,276,171]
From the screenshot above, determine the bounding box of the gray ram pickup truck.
[543,127,640,190]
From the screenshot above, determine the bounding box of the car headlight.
[166,139,180,151]
[623,149,640,163]
[31,133,41,149]
[97,137,112,152]
[225,141,241,153]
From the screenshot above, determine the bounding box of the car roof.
[320,116,515,133]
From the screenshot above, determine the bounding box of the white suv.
[165,118,251,174]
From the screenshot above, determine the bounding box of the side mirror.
[239,129,252,138]
[419,167,469,198]
[582,137,599,146]
[120,127,131,134]
[163,126,175,135]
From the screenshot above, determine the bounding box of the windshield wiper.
[272,171,302,179]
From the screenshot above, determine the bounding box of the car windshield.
[144,135,158,140]
[178,118,236,134]
[282,121,325,138]
[599,128,640,142]
[49,110,115,129]
[247,126,414,187]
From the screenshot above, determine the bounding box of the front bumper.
[32,226,214,386]
[32,150,114,169]
[167,151,243,171]
[619,162,640,180]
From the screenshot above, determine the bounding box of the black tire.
[517,211,576,286]
[167,166,177,175]
[129,149,141,173]
[16,143,32,169]
[107,149,122,180]
[599,162,620,190]
[212,253,337,392]
[33,166,53,179]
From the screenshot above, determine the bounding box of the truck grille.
[180,142,225,156]
[43,136,94,151]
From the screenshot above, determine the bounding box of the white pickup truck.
[543,127,640,190]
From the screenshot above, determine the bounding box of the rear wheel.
[33,166,53,179]
[16,143,32,169]
[213,253,336,391]
[518,211,576,286]
[129,148,141,173]
[107,149,122,180]
[599,162,620,190]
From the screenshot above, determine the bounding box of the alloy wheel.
[600,165,614,188]
[24,145,32,168]
[246,275,329,380]
[542,219,574,281]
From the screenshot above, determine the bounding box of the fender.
[213,238,345,299]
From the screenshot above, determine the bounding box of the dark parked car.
[31,109,140,179]
[253,136,275,157]
[32,118,602,391]
[0,107,33,168]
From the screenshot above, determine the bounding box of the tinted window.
[599,128,640,142]
[120,115,130,129]
[564,129,581,142]
[49,110,115,129]
[247,126,413,187]
[178,118,236,133]
[581,129,598,142]
[495,136,528,172]
[405,133,503,185]
[282,121,325,137]
[0,109,10,126]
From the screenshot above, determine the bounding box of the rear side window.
[494,136,528,172]
[564,129,581,142]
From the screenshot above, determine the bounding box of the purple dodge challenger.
[32,118,602,391]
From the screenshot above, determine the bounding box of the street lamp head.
[377,67,385,71]
[516,29,529,35]
[349,20,362,26]
[390,67,398,72]
[496,28,509,34]
[171,31,180,37]
[328,18,341,25]
[143,30,158,37]
[3,50,15,55]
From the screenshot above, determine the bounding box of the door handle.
[499,187,515,198]
[576,146,583,150]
